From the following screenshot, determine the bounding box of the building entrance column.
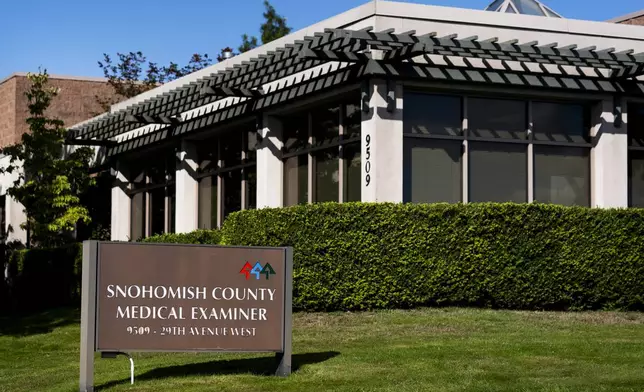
[110,165,130,241]
[256,114,284,208]
[361,78,404,203]
[591,97,628,208]
[175,140,199,233]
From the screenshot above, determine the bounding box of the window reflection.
[196,126,257,227]
[535,146,589,206]
[533,102,588,143]
[403,138,462,203]
[629,104,644,207]
[315,149,340,203]
[284,155,308,206]
[469,97,526,139]
[469,142,527,203]
[343,143,361,202]
[282,94,361,206]
[404,93,462,136]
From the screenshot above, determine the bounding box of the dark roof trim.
[67,27,644,146]
[105,59,644,157]
[69,28,366,141]
[106,63,364,157]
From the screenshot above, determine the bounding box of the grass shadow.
[0,306,79,337]
[97,351,340,390]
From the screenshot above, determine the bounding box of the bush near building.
[2,244,82,312]
[153,202,644,312]
[5,203,644,313]
[142,229,221,245]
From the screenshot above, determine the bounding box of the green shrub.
[216,202,644,312]
[4,243,83,312]
[142,229,221,245]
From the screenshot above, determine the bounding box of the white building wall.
[110,168,130,241]
[257,115,284,208]
[175,141,199,233]
[361,80,404,203]
[90,0,644,234]
[591,98,629,208]
[5,196,26,244]
[0,156,26,244]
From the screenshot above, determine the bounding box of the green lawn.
[1,307,644,391]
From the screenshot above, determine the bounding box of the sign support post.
[276,246,293,377]
[80,240,98,392]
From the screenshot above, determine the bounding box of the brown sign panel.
[94,242,288,352]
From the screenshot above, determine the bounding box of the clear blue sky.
[1,0,642,79]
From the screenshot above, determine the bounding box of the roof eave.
[607,9,644,23]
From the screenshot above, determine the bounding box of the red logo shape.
[240,262,253,280]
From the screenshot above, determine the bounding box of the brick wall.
[616,14,644,26]
[0,74,118,148]
[0,78,17,148]
[11,76,117,147]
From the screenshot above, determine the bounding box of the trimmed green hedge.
[4,244,83,312]
[218,203,644,311]
[7,203,644,313]
[143,229,221,245]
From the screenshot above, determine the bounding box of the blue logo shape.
[251,262,263,280]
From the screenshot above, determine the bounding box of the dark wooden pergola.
[66,27,644,156]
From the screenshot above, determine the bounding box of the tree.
[96,52,213,111]
[238,34,259,54]
[0,70,96,248]
[97,1,291,111]
[260,0,292,45]
[235,0,292,54]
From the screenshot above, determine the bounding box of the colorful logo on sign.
[240,262,276,280]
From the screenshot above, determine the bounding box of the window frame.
[124,148,176,239]
[281,99,361,206]
[195,128,257,229]
[627,101,644,207]
[403,90,593,206]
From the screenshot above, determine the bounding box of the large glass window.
[469,97,526,140]
[223,169,242,221]
[342,101,362,202]
[403,92,590,206]
[535,146,589,206]
[343,143,362,202]
[404,138,462,203]
[283,113,309,207]
[198,176,217,229]
[149,187,166,236]
[312,105,340,148]
[403,94,463,203]
[283,113,309,154]
[125,149,175,240]
[533,102,588,143]
[314,149,340,203]
[532,101,590,206]
[405,93,462,136]
[469,142,527,203]
[282,94,361,205]
[196,126,257,228]
[130,192,146,241]
[245,165,257,210]
[312,105,340,202]
[629,103,644,207]
[630,151,644,208]
[283,155,308,206]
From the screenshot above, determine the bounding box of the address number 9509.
[365,134,371,186]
